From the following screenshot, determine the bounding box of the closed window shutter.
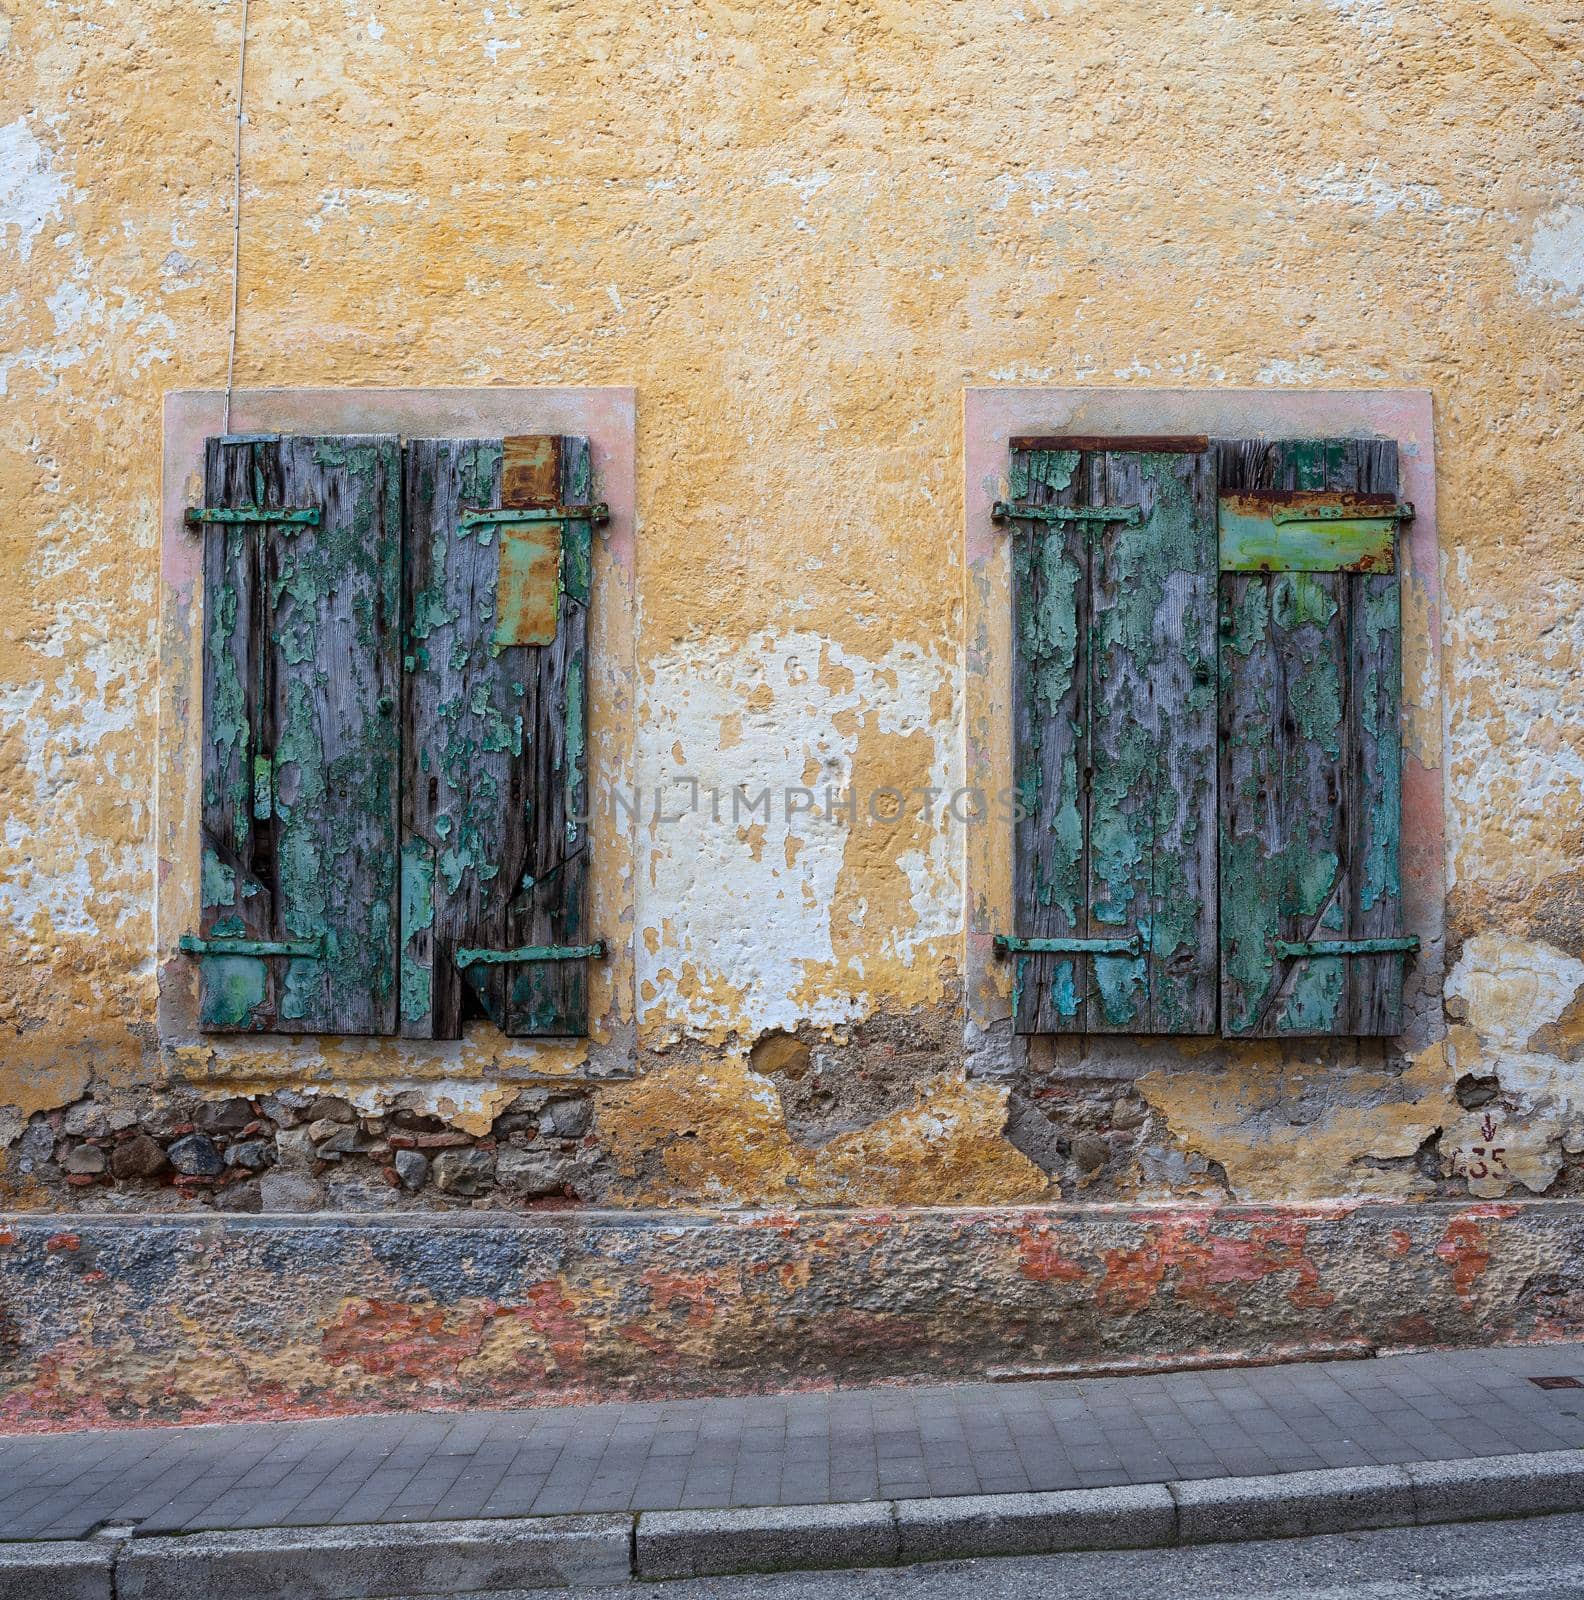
[400,435,596,1039]
[1216,438,1407,1037]
[195,434,402,1033]
[1007,442,1219,1034]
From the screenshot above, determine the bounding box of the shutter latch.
[992,502,1141,528]
[994,934,1142,957]
[1274,937,1419,959]
[455,941,608,969]
[458,505,610,531]
[179,933,326,959]
[184,506,320,530]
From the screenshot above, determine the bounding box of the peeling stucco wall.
[2,1,1583,1241]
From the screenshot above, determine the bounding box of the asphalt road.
[481,1514,1584,1600]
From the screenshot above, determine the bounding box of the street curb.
[1173,1464,1419,1543]
[1407,1450,1584,1523]
[0,1539,115,1600]
[635,1502,899,1580]
[893,1484,1176,1563]
[1,1451,1581,1595]
[115,1515,631,1600]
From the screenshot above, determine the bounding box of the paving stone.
[4,1340,1584,1541]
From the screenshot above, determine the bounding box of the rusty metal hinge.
[179,933,326,959]
[992,501,1141,528]
[184,506,321,530]
[1270,501,1414,529]
[458,505,610,532]
[455,940,608,970]
[994,934,1142,957]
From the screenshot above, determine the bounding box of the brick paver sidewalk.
[2,1343,1582,1541]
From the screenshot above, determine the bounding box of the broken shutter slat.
[401,435,595,1040]
[196,435,402,1033]
[1216,437,1406,1037]
[1009,445,1219,1035]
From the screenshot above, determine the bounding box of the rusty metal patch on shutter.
[1219,490,1412,573]
[492,521,562,646]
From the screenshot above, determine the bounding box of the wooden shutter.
[1006,440,1219,1034]
[400,435,596,1039]
[193,435,402,1033]
[1216,438,1409,1037]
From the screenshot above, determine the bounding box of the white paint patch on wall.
[0,117,67,263]
[1322,0,1396,35]
[636,630,958,1040]
[1448,933,1584,1053]
[1254,355,1390,385]
[1291,163,1475,222]
[0,582,153,941]
[1442,934,1584,1198]
[1514,205,1584,315]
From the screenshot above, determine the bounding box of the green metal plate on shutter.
[1007,445,1219,1035]
[1217,438,1407,1037]
[195,435,402,1034]
[1219,489,1403,573]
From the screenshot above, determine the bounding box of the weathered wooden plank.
[1011,447,1090,1034]
[1085,449,1218,1033]
[1350,441,1405,1035]
[400,435,594,1040]
[503,435,593,1038]
[1009,445,1218,1035]
[197,435,402,1034]
[1216,437,1405,1037]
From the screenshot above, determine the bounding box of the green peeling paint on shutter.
[1008,443,1219,1035]
[196,434,402,1033]
[1216,437,1407,1037]
[400,435,595,1039]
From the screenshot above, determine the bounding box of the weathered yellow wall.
[2,0,1582,1211]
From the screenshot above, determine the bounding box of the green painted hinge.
[455,940,608,970]
[458,505,611,532]
[1274,937,1420,959]
[994,934,1143,957]
[992,502,1141,528]
[179,933,326,959]
[184,506,321,529]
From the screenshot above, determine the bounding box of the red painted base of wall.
[2,1200,1579,1432]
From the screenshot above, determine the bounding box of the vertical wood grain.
[1217,437,1405,1037]
[198,434,402,1034]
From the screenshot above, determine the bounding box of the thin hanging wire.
[222,0,250,433]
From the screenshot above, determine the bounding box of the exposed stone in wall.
[12,929,1584,1214]
[750,993,963,1147]
[1,1085,610,1214]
